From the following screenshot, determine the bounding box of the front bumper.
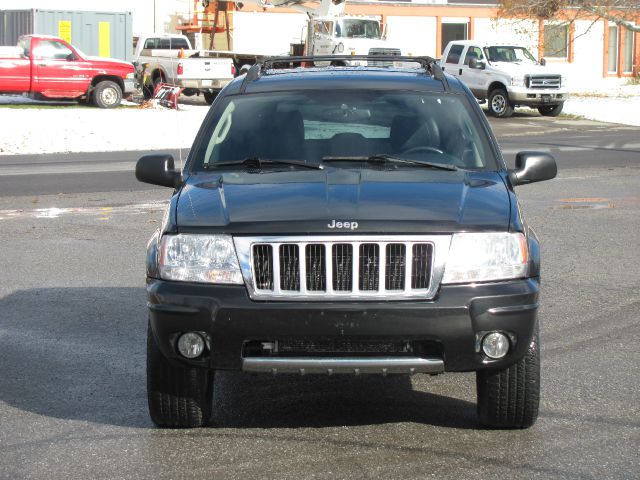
[123,78,138,94]
[507,86,569,105]
[147,277,540,374]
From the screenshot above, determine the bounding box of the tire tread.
[477,326,540,429]
[147,323,213,428]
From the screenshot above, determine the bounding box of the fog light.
[177,332,205,359]
[482,332,510,359]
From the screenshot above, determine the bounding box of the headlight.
[159,234,243,284]
[126,72,136,79]
[511,76,526,87]
[442,232,528,284]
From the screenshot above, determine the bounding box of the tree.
[498,0,640,32]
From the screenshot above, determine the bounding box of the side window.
[445,44,464,64]
[463,46,483,65]
[314,21,332,36]
[158,38,171,49]
[323,22,334,36]
[19,37,31,58]
[171,38,189,49]
[34,40,74,60]
[143,38,158,49]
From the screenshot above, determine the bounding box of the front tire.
[92,80,122,108]
[476,325,540,429]
[488,88,514,118]
[147,322,214,428]
[538,103,564,117]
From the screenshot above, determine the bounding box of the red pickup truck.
[0,35,137,108]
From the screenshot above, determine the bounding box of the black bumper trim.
[147,277,540,373]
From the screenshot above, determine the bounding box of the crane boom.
[235,0,346,17]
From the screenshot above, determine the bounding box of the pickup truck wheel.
[147,322,214,428]
[92,80,122,108]
[476,325,540,429]
[203,90,218,105]
[537,103,564,117]
[488,88,514,118]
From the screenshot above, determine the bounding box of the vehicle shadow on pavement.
[0,287,478,430]
[0,287,150,428]
[212,371,479,429]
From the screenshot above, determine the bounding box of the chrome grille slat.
[333,243,353,291]
[385,243,406,290]
[359,243,379,291]
[305,244,324,292]
[240,235,450,301]
[279,244,300,291]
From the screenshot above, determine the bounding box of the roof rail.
[260,55,450,92]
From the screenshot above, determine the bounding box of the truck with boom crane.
[174,0,402,73]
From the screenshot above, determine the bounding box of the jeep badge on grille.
[328,220,359,230]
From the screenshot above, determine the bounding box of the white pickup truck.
[440,40,569,118]
[134,34,235,104]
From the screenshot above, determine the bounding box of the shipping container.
[0,9,133,62]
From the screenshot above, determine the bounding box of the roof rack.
[239,55,450,93]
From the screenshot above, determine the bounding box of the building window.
[623,27,635,73]
[544,22,569,58]
[441,22,468,55]
[608,25,619,73]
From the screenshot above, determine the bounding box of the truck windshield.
[196,91,497,171]
[336,20,381,39]
[484,46,538,64]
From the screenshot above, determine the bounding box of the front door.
[459,45,487,96]
[32,38,92,98]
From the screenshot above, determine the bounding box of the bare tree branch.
[498,0,640,32]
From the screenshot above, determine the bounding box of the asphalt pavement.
[0,113,638,479]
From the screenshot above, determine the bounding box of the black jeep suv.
[136,56,556,429]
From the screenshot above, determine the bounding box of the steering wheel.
[400,146,444,156]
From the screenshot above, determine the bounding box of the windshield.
[484,46,538,64]
[336,20,381,39]
[195,91,496,171]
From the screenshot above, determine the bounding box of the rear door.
[441,43,464,77]
[31,38,91,97]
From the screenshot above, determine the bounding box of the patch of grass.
[559,112,587,120]
[626,75,640,86]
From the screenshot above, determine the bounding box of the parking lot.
[0,113,639,479]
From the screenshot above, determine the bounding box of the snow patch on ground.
[1,84,639,156]
[0,97,208,155]
[563,95,640,127]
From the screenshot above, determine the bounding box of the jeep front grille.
[526,75,561,89]
[234,235,449,301]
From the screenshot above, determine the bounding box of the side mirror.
[66,53,76,61]
[469,58,485,70]
[135,154,182,188]
[540,58,546,66]
[509,151,557,186]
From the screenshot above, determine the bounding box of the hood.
[86,56,134,72]
[175,168,511,234]
[490,62,563,76]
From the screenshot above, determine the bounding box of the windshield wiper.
[322,154,457,171]
[205,157,323,170]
